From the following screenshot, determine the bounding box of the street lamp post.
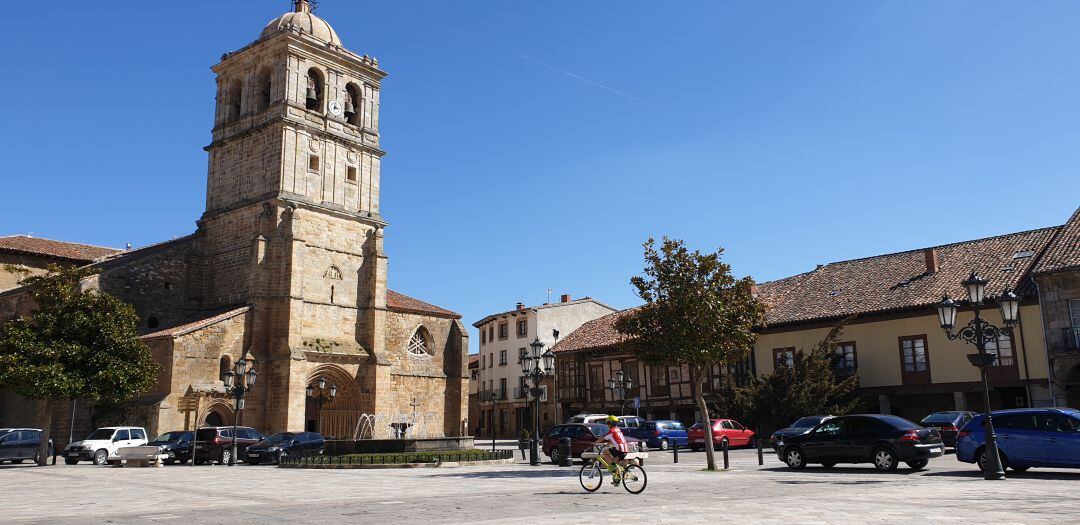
[936,271,1021,481]
[520,330,559,466]
[607,370,634,415]
[222,358,258,466]
[305,377,337,434]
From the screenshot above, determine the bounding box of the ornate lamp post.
[222,358,257,466]
[607,370,634,414]
[936,271,1021,481]
[305,377,337,434]
[520,330,558,466]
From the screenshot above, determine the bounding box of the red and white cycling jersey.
[603,426,631,453]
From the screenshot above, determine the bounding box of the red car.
[688,419,756,451]
[541,423,640,464]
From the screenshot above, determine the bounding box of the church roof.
[0,235,122,263]
[260,1,341,47]
[387,290,460,319]
[140,306,251,340]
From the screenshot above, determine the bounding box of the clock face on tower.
[328,100,343,116]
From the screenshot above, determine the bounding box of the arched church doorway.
[1066,365,1080,409]
[205,411,224,427]
[304,365,362,439]
[201,403,234,428]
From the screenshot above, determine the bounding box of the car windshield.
[587,425,607,437]
[791,417,823,428]
[921,413,959,424]
[149,432,190,444]
[196,428,219,441]
[86,429,114,440]
[262,433,296,444]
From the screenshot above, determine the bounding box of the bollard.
[722,438,730,469]
[673,441,679,463]
[558,437,572,467]
[757,426,764,466]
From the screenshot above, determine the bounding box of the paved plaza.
[2,447,1078,524]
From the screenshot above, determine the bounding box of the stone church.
[0,1,468,443]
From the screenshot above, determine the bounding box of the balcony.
[514,386,529,399]
[1064,327,1080,351]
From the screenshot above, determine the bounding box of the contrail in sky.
[517,53,655,107]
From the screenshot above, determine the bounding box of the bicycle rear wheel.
[622,464,647,494]
[579,461,603,492]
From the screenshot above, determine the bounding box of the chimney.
[560,294,571,303]
[924,248,939,274]
[749,284,759,297]
[516,302,525,311]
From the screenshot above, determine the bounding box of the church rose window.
[408,327,432,357]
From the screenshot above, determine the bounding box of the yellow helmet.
[606,415,620,425]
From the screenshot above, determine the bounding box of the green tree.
[615,238,765,471]
[735,321,862,431]
[0,265,160,465]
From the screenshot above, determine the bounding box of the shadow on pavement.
[432,468,579,479]
[923,469,1080,481]
[759,466,921,475]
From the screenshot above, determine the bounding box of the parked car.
[542,423,641,464]
[956,408,1080,473]
[616,416,646,429]
[147,431,194,465]
[770,415,834,449]
[688,419,756,451]
[919,411,977,447]
[246,432,325,464]
[778,414,944,472]
[566,414,610,425]
[625,420,688,450]
[0,428,52,464]
[63,426,148,465]
[193,426,264,465]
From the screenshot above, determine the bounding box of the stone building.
[1031,207,1080,407]
[0,1,468,445]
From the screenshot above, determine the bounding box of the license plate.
[195,445,203,449]
[67,453,79,457]
[247,453,259,457]
[931,447,942,453]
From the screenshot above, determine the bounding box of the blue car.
[629,420,688,450]
[956,408,1080,472]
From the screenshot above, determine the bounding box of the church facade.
[0,1,469,443]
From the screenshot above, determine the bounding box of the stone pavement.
[2,449,1078,524]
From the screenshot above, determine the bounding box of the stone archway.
[201,401,234,427]
[1066,365,1080,409]
[305,365,362,439]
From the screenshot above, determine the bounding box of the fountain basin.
[324,436,476,455]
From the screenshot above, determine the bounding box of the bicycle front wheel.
[622,464,647,494]
[579,461,603,492]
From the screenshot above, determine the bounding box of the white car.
[64,426,148,465]
[567,414,611,425]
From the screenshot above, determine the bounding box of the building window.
[499,378,507,399]
[773,347,795,369]
[219,355,232,380]
[481,329,486,345]
[498,323,508,339]
[480,353,486,369]
[517,319,527,337]
[499,350,507,366]
[227,78,243,122]
[588,364,605,400]
[899,335,931,385]
[488,326,494,341]
[986,335,1015,367]
[648,365,670,397]
[308,155,320,172]
[518,347,527,364]
[346,165,357,182]
[833,342,857,376]
[407,327,433,357]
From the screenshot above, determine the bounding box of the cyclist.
[594,415,632,484]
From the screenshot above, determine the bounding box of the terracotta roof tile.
[1033,206,1080,275]
[140,306,250,340]
[0,235,121,262]
[552,308,636,354]
[386,290,460,319]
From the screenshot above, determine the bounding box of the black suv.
[147,431,194,465]
[193,427,264,464]
[0,428,52,464]
[245,432,325,464]
[779,414,944,472]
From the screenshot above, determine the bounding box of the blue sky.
[5,1,1079,353]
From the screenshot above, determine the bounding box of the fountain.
[323,408,473,455]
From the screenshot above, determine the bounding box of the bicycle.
[579,444,648,494]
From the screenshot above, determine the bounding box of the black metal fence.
[279,449,513,467]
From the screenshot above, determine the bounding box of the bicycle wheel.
[622,465,647,494]
[579,461,603,492]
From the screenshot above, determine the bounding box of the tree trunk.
[692,364,716,470]
[36,398,53,466]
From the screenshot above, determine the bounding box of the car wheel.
[906,459,928,471]
[548,447,561,465]
[93,449,109,466]
[748,437,758,449]
[164,458,176,465]
[784,447,807,470]
[872,447,898,472]
[690,445,701,452]
[220,449,232,465]
[659,439,669,451]
[976,448,1008,473]
[820,462,836,469]
[64,458,79,465]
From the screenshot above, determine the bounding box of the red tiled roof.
[140,306,251,340]
[552,308,636,354]
[468,354,480,367]
[1033,206,1080,275]
[386,290,460,319]
[758,226,1060,327]
[0,235,121,262]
